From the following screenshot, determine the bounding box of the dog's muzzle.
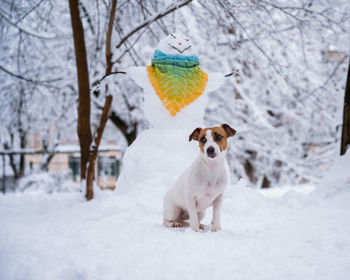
[206,146,216,158]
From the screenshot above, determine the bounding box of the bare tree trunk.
[17,89,26,177]
[340,60,350,155]
[69,0,92,184]
[39,140,57,171]
[3,143,18,179]
[19,133,26,177]
[7,155,19,178]
[86,96,113,200]
[40,151,56,171]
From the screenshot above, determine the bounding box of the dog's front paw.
[211,223,221,232]
[190,222,200,232]
[191,226,200,232]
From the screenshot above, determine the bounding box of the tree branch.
[106,0,118,74]
[86,95,113,200]
[0,9,55,39]
[0,64,62,85]
[14,0,45,24]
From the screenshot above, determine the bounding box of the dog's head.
[189,124,236,160]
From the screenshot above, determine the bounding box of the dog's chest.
[194,176,226,211]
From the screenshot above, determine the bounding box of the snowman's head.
[157,33,196,56]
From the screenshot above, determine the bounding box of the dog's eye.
[200,136,206,143]
[215,134,223,141]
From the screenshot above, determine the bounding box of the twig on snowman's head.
[99,71,127,83]
[91,70,127,96]
[225,69,240,78]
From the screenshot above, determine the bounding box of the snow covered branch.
[0,10,56,39]
[0,64,62,85]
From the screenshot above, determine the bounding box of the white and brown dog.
[163,124,236,232]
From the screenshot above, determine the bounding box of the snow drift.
[1,152,350,280]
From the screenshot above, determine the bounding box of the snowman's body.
[116,34,226,194]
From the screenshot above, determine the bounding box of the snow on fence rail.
[1,146,125,191]
[0,145,124,155]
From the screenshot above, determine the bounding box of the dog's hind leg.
[163,195,182,228]
[163,206,182,228]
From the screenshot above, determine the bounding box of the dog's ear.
[221,124,236,138]
[189,127,202,141]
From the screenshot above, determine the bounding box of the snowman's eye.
[185,39,189,41]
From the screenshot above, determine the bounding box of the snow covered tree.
[0,0,77,177]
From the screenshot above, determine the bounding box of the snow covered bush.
[17,172,79,194]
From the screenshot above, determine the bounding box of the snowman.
[116,33,227,194]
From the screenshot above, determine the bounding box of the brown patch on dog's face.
[189,127,209,153]
[212,124,236,151]
[197,128,210,153]
[211,127,229,151]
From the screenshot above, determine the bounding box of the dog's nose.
[207,146,215,157]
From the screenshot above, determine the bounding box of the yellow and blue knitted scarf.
[146,50,208,116]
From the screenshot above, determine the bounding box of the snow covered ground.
[1,153,350,280]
